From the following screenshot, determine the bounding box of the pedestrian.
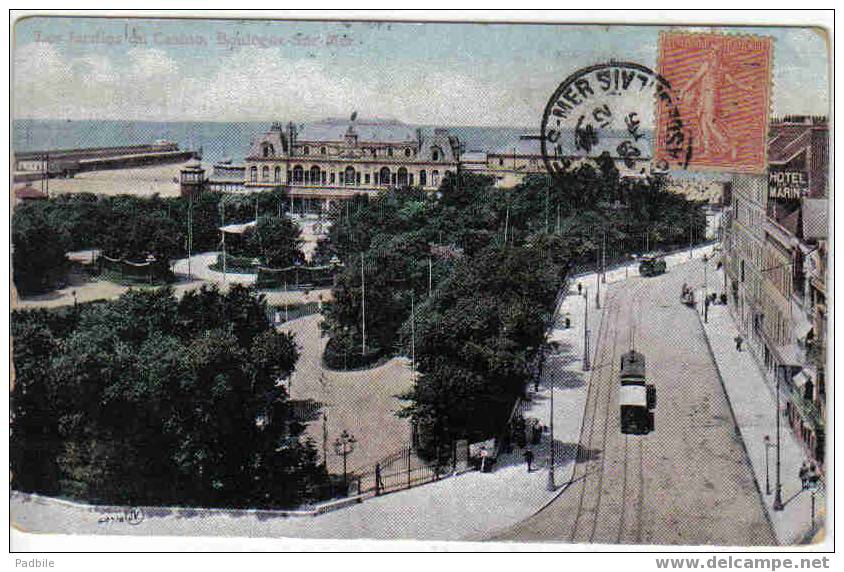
[524,449,534,473]
[799,462,809,490]
[577,282,582,295]
[808,463,819,489]
[565,313,571,329]
[734,335,743,352]
[534,377,540,392]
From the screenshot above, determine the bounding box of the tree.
[245,215,304,268]
[12,202,71,294]
[10,286,327,509]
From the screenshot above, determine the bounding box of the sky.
[12,16,831,126]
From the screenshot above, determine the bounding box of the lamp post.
[595,241,601,309]
[322,412,328,469]
[547,361,555,491]
[601,230,607,284]
[763,434,773,495]
[773,373,784,511]
[758,260,796,512]
[805,465,820,532]
[333,430,357,494]
[583,287,591,371]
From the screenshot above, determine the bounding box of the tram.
[639,254,667,277]
[619,349,655,434]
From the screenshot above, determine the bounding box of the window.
[262,144,274,158]
[388,147,394,157]
[398,167,408,187]
[310,166,321,185]
[405,148,411,157]
[365,173,370,184]
[345,166,356,185]
[499,158,504,166]
[432,147,442,161]
[303,146,310,156]
[380,167,391,185]
[320,146,326,155]
[262,166,270,181]
[432,170,439,186]
[419,170,427,186]
[330,173,336,183]
[292,165,304,184]
[274,167,281,182]
[250,166,258,182]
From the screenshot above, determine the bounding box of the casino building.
[244,116,461,212]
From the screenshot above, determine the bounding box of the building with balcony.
[723,116,828,468]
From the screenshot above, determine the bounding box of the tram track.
[585,303,621,543]
[568,293,621,543]
[568,277,649,545]
[491,259,776,546]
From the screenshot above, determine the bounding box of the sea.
[12,119,533,166]
[12,119,724,182]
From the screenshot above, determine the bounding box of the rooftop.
[297,117,418,144]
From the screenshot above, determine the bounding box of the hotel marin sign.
[768,169,809,201]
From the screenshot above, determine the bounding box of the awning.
[219,220,257,234]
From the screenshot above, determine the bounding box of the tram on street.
[620,385,652,434]
[620,350,646,385]
[619,349,655,434]
[639,254,667,277]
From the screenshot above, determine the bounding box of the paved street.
[493,258,776,545]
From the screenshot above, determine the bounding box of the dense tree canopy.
[230,214,305,268]
[11,286,328,508]
[11,187,297,291]
[12,201,72,294]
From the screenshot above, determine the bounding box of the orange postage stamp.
[655,33,773,174]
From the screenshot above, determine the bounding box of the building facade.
[723,116,828,467]
[244,118,460,212]
[480,134,654,188]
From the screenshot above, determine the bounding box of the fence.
[98,254,174,284]
[255,264,336,289]
[352,443,467,497]
[268,301,323,325]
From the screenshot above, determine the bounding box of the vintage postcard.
[9,12,832,553]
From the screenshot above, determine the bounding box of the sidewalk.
[697,271,825,545]
[577,242,718,288]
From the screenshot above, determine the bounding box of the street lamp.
[547,362,555,491]
[758,261,797,513]
[583,287,591,371]
[333,430,357,494]
[773,377,784,511]
[763,434,773,495]
[806,467,821,532]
